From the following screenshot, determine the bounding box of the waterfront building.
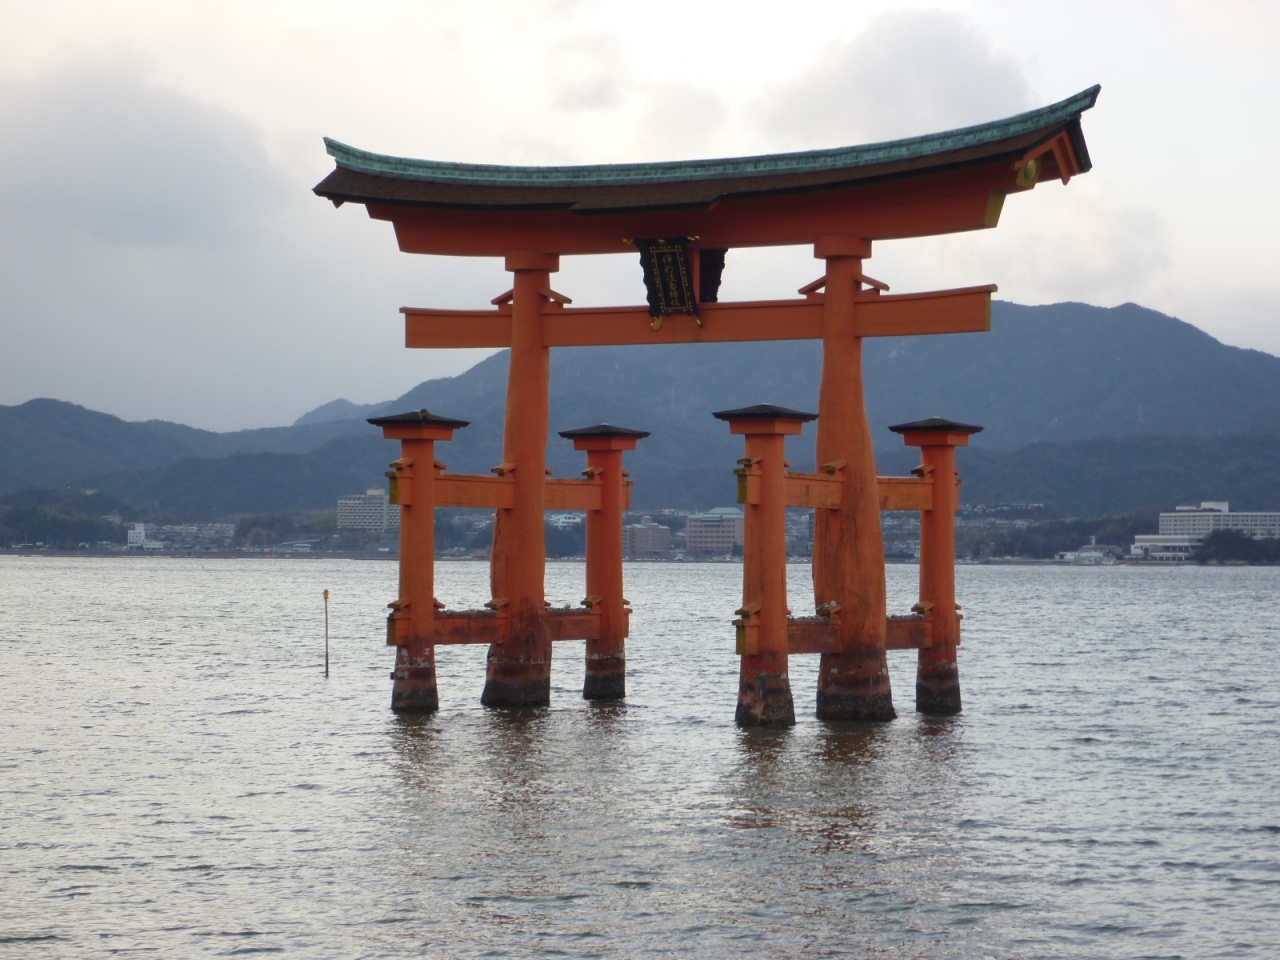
[126,523,147,547]
[337,489,400,532]
[623,516,671,558]
[685,507,744,557]
[1130,502,1280,561]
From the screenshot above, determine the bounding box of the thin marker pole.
[323,589,330,678]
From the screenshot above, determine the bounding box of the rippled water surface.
[2,556,1278,958]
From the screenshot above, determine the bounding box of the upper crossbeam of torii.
[315,86,1099,723]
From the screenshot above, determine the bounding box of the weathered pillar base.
[736,655,795,728]
[583,655,626,700]
[816,652,896,721]
[391,665,439,714]
[916,663,961,715]
[481,660,551,708]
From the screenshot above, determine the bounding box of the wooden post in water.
[482,251,559,708]
[715,404,817,728]
[369,409,469,713]
[323,589,330,678]
[889,418,982,715]
[560,424,649,700]
[813,236,895,722]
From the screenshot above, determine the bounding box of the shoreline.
[0,550,1212,566]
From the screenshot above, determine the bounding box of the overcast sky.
[1,0,1277,431]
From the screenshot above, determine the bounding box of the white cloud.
[759,9,1032,145]
[0,60,499,430]
[863,175,1169,308]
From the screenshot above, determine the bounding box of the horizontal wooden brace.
[404,285,994,350]
[783,615,933,655]
[434,611,508,645]
[785,617,840,654]
[435,474,514,509]
[544,477,603,511]
[878,476,933,511]
[784,472,842,509]
[740,473,931,511]
[431,474,617,511]
[433,607,616,645]
[885,615,932,650]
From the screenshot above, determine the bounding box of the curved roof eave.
[320,86,1098,190]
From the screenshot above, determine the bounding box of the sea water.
[1,556,1277,958]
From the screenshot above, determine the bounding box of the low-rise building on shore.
[1131,502,1280,561]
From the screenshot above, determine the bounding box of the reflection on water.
[1,557,1278,958]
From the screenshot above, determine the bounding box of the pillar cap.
[889,416,982,448]
[368,408,470,429]
[887,417,982,435]
[712,403,817,423]
[714,403,816,436]
[558,423,650,440]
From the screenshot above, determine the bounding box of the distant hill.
[296,300,1280,451]
[291,397,384,427]
[77,429,1280,520]
[0,398,378,493]
[4,300,1280,517]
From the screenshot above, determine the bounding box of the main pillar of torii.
[314,87,1099,714]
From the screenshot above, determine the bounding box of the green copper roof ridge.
[323,86,1098,188]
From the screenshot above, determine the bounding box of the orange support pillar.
[560,423,649,700]
[715,404,816,727]
[369,408,469,713]
[812,236,894,721]
[889,417,983,715]
[482,251,558,707]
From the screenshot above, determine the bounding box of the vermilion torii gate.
[315,86,1098,724]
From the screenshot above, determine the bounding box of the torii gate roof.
[314,86,1098,256]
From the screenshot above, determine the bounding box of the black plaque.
[635,239,697,319]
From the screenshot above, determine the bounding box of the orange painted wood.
[576,443,633,682]
[885,615,932,650]
[786,617,841,654]
[432,474,617,511]
[544,300,819,346]
[787,615,931,654]
[546,609,604,642]
[435,612,509,645]
[783,473,842,509]
[433,609,609,644]
[919,450,960,652]
[434,474,515,509]
[482,264,557,704]
[732,424,793,660]
[400,439,436,662]
[813,254,888,648]
[402,308,511,348]
[377,164,1015,257]
[877,476,933,511]
[543,477,603,511]
[853,286,993,337]
[403,286,993,350]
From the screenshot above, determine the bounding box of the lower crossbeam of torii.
[316,85,1099,726]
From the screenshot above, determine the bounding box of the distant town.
[7,487,1276,565]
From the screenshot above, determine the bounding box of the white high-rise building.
[337,489,400,533]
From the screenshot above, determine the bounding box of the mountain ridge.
[4,300,1279,517]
